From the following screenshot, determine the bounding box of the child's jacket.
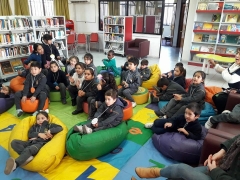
[138,67,151,81]
[173,76,186,89]
[102,57,120,76]
[121,69,141,92]
[47,70,69,89]
[80,79,98,97]
[70,72,85,89]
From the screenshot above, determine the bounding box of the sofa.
[124,39,150,59]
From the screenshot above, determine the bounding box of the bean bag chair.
[205,86,222,108]
[66,122,128,161]
[21,98,49,113]
[115,76,121,86]
[132,87,149,104]
[0,95,15,114]
[8,114,68,173]
[83,101,88,114]
[185,78,192,91]
[142,64,161,90]
[123,100,133,121]
[49,91,70,102]
[10,76,25,92]
[158,101,215,125]
[152,126,208,164]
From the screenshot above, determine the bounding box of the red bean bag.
[10,76,25,92]
[21,98,49,113]
[123,100,133,121]
[83,101,88,114]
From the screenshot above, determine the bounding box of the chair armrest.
[139,40,150,55]
[225,92,240,111]
[125,40,135,48]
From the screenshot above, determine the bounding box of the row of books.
[0,45,32,58]
[36,30,65,41]
[220,24,240,31]
[194,22,218,31]
[105,42,123,51]
[224,3,240,10]
[34,17,64,28]
[219,34,240,44]
[191,45,237,55]
[104,17,124,25]
[193,34,217,43]
[0,33,34,45]
[197,2,220,10]
[104,34,124,42]
[0,18,32,30]
[104,25,123,34]
[0,59,24,75]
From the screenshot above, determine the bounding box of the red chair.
[75,34,88,53]
[67,34,76,55]
[89,33,99,52]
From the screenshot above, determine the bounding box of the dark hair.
[128,57,139,66]
[85,67,95,76]
[108,50,114,55]
[84,53,93,60]
[36,111,49,119]
[186,102,201,116]
[3,85,12,95]
[141,59,149,66]
[32,43,42,54]
[175,65,186,77]
[30,61,41,69]
[101,72,118,91]
[69,56,79,63]
[193,70,206,82]
[75,62,86,69]
[157,77,170,87]
[50,61,59,67]
[175,62,183,67]
[126,55,133,60]
[42,34,52,41]
[105,89,118,99]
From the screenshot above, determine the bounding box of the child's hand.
[177,128,188,135]
[167,72,172,78]
[121,81,126,86]
[45,130,53,138]
[97,84,102,90]
[230,89,237,93]
[29,137,37,141]
[95,101,98,108]
[93,123,98,127]
[30,96,36,102]
[55,86,60,90]
[75,80,80,87]
[69,76,74,83]
[207,154,217,171]
[66,73,69,77]
[164,123,172,128]
[173,94,182,101]
[208,59,216,67]
[161,73,167,77]
[18,70,22,75]
[124,83,129,88]
[78,90,85,97]
[38,133,49,140]
[21,96,27,103]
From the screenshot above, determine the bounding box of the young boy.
[101,50,120,77]
[119,57,141,108]
[150,77,186,103]
[0,85,11,98]
[14,62,49,117]
[138,59,151,81]
[73,89,126,134]
[4,111,63,175]
[83,53,97,77]
[205,103,240,129]
[145,102,202,140]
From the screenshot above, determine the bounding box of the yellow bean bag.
[132,87,149,104]
[142,64,161,90]
[8,114,68,173]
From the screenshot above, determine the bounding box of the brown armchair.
[124,39,150,59]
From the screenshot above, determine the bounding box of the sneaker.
[16,109,23,117]
[44,109,49,113]
[4,157,16,175]
[132,102,137,108]
[21,156,33,167]
[159,115,167,119]
[32,111,38,116]
[205,116,213,129]
[145,122,154,128]
[73,125,84,134]
[62,98,67,104]
[72,110,83,115]
[222,110,231,114]
[82,125,93,134]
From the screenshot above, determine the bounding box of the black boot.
[62,98,67,104]
[71,98,76,106]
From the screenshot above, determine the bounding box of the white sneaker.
[83,125,93,134]
[205,116,213,129]
[32,111,38,116]
[21,156,33,167]
[132,102,137,108]
[222,110,231,114]
[44,109,49,113]
[145,122,154,128]
[4,157,16,175]
[73,125,84,134]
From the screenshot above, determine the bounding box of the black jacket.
[80,79,98,97]
[94,98,126,127]
[95,84,114,102]
[166,115,202,140]
[122,62,128,71]
[47,70,69,89]
[41,42,60,61]
[138,67,151,81]
[0,92,9,98]
[121,69,142,92]
[28,121,63,143]
[23,73,48,97]
[173,76,186,89]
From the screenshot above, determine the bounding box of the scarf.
[219,136,240,171]
[228,63,240,74]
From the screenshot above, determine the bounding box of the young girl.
[68,62,86,106]
[83,53,97,77]
[88,72,118,120]
[74,89,125,134]
[155,71,206,118]
[173,65,186,89]
[65,56,79,76]
[132,134,240,180]
[4,111,63,175]
[46,61,69,104]
[0,85,11,98]
[72,67,98,115]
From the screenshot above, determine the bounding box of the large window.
[99,0,164,35]
[28,0,54,16]
[163,3,176,25]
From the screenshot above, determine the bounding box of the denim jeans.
[161,163,212,180]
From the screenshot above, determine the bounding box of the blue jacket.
[24,53,46,68]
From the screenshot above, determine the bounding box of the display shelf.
[193,30,218,33]
[223,10,240,13]
[219,31,240,35]
[196,10,222,13]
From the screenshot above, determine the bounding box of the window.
[163,3,176,25]
[99,0,164,35]
[28,0,54,16]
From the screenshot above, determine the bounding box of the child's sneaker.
[32,111,38,116]
[73,125,84,134]
[16,109,23,117]
[222,110,231,114]
[82,125,92,134]
[145,122,154,128]
[21,156,33,166]
[132,102,137,108]
[159,115,167,119]
[4,157,16,175]
[44,109,49,113]
[205,116,213,129]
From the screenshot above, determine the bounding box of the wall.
[172,0,181,46]
[162,25,171,38]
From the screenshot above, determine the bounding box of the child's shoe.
[72,110,83,115]
[205,116,213,129]
[222,110,231,114]
[154,110,164,117]
[32,111,38,116]
[4,157,16,175]
[132,102,137,108]
[21,156,33,166]
[71,99,76,106]
[44,109,49,113]
[145,122,153,128]
[16,109,23,117]
[83,125,92,134]
[73,125,84,134]
[61,98,67,104]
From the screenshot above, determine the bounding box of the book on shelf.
[226,47,237,54]
[226,35,239,44]
[0,61,14,74]
[227,24,240,32]
[191,45,200,51]
[10,59,24,72]
[200,45,214,53]
[202,34,209,42]
[212,14,221,22]
[209,35,217,43]
[203,23,213,30]
[197,3,208,10]
[194,22,203,30]
[220,24,229,31]
[212,24,219,31]
[104,42,124,51]
[208,3,219,10]
[104,17,124,25]
[216,46,227,54]
[219,34,227,43]
[193,34,203,42]
[225,14,239,23]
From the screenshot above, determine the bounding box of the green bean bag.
[115,76,121,86]
[49,91,69,102]
[66,122,128,161]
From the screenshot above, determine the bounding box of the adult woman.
[209,48,240,114]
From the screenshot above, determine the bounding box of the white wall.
[162,25,171,38]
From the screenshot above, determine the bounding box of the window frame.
[163,3,176,26]
[28,0,54,16]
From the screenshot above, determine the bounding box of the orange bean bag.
[123,100,133,121]
[83,101,88,114]
[205,86,222,108]
[21,98,49,113]
[10,76,25,92]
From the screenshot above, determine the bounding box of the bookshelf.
[103,16,133,56]
[145,15,161,34]
[190,0,240,65]
[0,16,68,79]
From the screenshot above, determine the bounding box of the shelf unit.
[145,15,161,34]
[190,0,240,64]
[0,16,68,79]
[103,16,133,56]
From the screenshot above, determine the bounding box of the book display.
[0,16,67,79]
[145,15,161,34]
[190,0,240,64]
[103,16,133,56]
